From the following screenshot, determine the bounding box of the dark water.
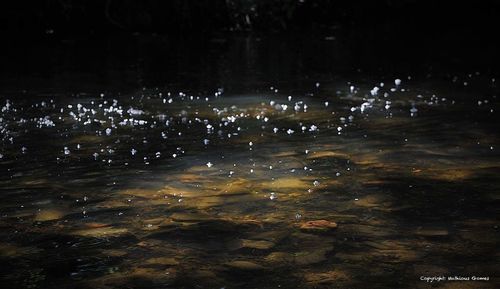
[0,35,499,289]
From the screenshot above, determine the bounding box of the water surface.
[0,36,498,289]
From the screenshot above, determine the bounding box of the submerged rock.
[34,209,65,222]
[306,150,350,160]
[71,226,128,237]
[100,249,128,257]
[265,252,295,265]
[299,220,337,233]
[414,228,449,237]
[250,230,289,243]
[228,239,276,251]
[0,243,42,257]
[341,224,395,237]
[294,244,334,265]
[145,257,179,266]
[148,218,263,242]
[89,266,176,288]
[264,244,334,266]
[169,212,213,222]
[303,269,350,284]
[225,260,266,271]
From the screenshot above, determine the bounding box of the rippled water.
[0,36,499,289]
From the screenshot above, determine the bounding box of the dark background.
[1,0,499,38]
[1,0,499,93]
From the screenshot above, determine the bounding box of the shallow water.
[0,36,499,289]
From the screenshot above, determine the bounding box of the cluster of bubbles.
[1,76,496,167]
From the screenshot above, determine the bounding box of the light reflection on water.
[0,42,499,288]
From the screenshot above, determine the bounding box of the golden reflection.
[71,226,129,237]
[260,177,311,191]
[306,150,350,160]
[34,209,65,222]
